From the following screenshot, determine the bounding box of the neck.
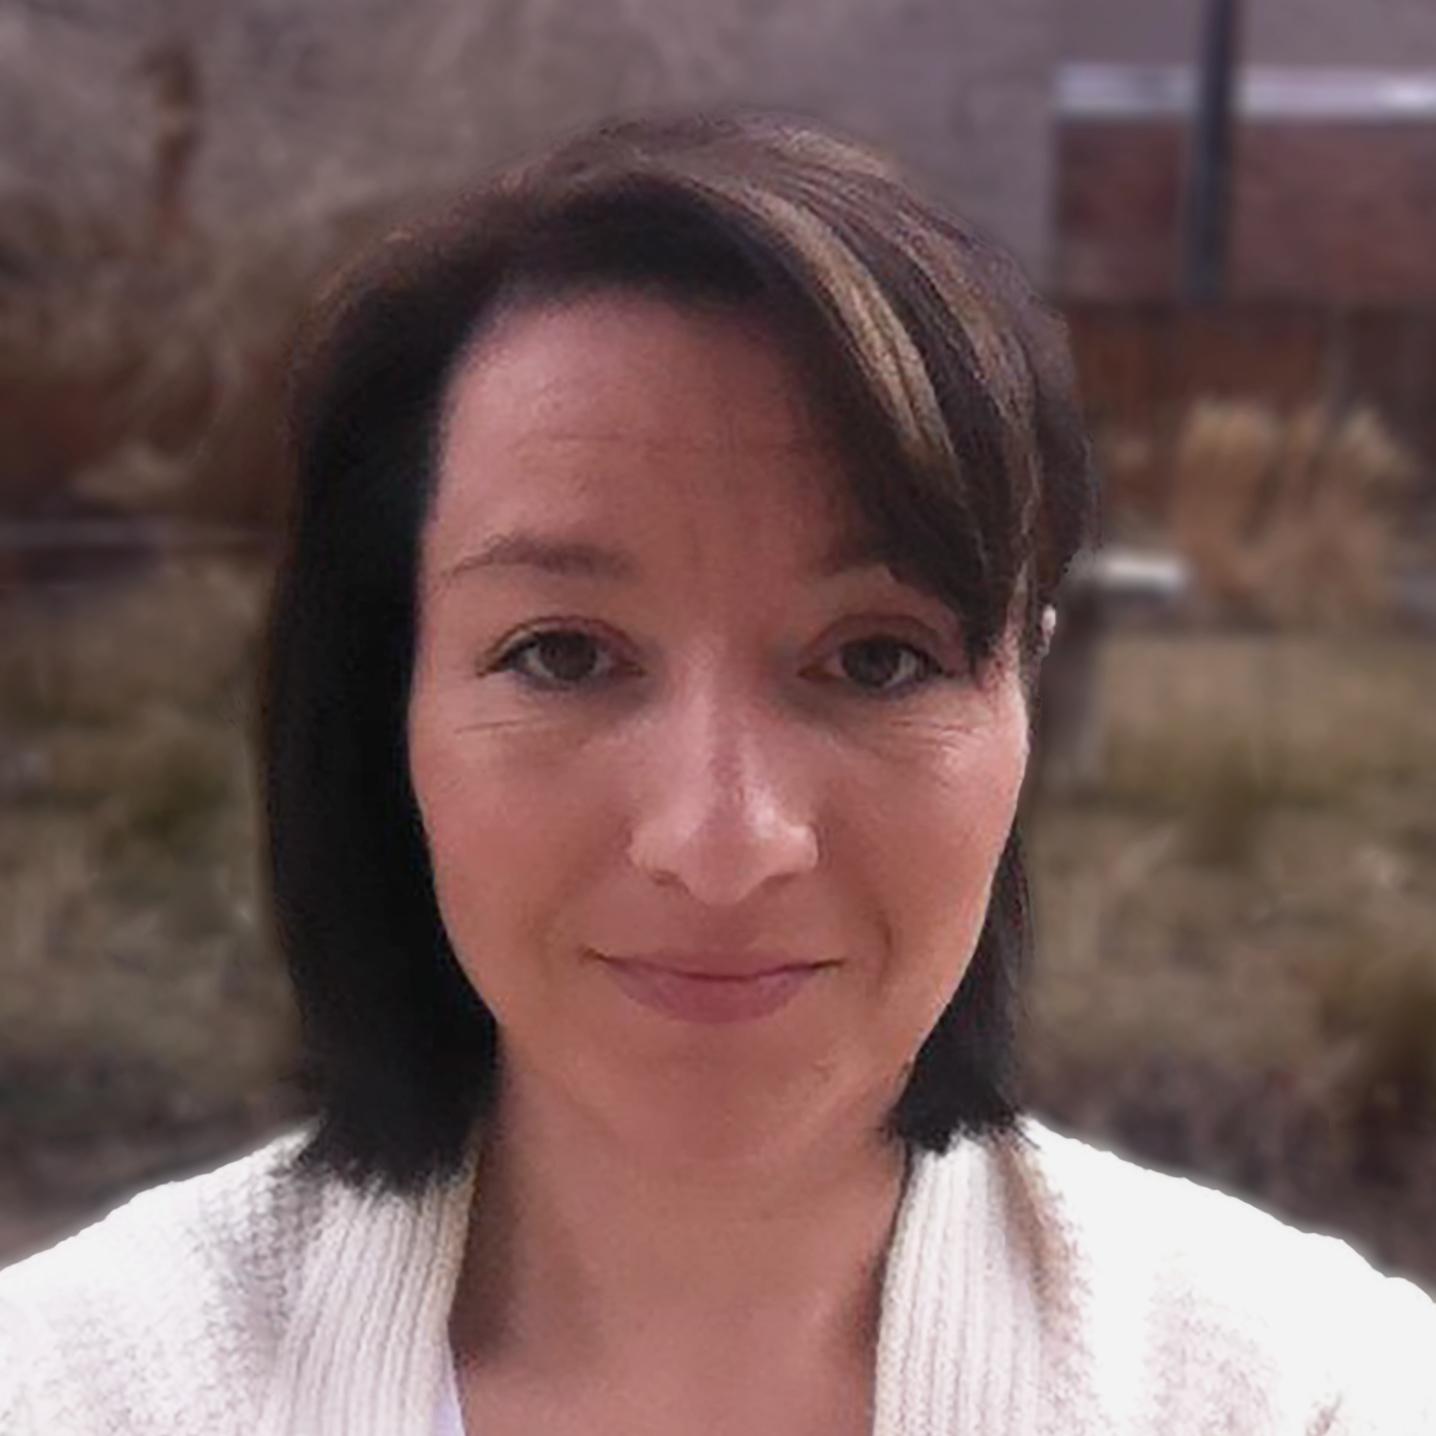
[449,1059,911,1386]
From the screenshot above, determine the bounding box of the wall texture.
[0,0,1060,283]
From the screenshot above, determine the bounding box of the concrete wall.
[2,0,1061,285]
[443,0,1062,282]
[334,0,1062,283]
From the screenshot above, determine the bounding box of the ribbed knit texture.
[2,1115,1433,1434]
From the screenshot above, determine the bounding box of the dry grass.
[1158,400,1420,625]
[1024,631,1436,1286]
[0,560,300,1237]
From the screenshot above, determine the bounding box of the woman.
[2,110,1432,1435]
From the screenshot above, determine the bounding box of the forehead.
[442,292,830,448]
[430,293,866,556]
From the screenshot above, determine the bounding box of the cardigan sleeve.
[0,1132,314,1434]
[1315,1264,1436,1434]
[0,1255,148,1434]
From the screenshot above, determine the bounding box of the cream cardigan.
[2,1115,1433,1434]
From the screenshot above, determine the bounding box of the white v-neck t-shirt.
[434,1350,466,1436]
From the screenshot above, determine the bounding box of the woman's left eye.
[490,629,946,698]
[818,637,946,697]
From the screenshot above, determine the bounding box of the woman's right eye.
[492,630,626,691]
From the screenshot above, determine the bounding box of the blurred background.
[2,0,1434,1293]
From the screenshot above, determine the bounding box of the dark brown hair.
[262,108,1096,1194]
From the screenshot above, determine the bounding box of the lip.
[611,951,825,979]
[596,954,833,1024]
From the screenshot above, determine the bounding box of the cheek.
[860,705,1027,1015]
[406,707,584,1000]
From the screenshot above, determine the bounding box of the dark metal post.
[1182,0,1243,303]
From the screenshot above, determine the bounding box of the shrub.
[1166,400,1417,627]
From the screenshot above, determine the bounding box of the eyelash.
[490,627,949,700]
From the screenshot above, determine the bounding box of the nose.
[626,677,820,907]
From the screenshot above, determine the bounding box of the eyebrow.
[437,529,893,587]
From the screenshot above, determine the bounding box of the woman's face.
[408,293,1030,1160]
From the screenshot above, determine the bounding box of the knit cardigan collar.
[254,1123,1051,1436]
